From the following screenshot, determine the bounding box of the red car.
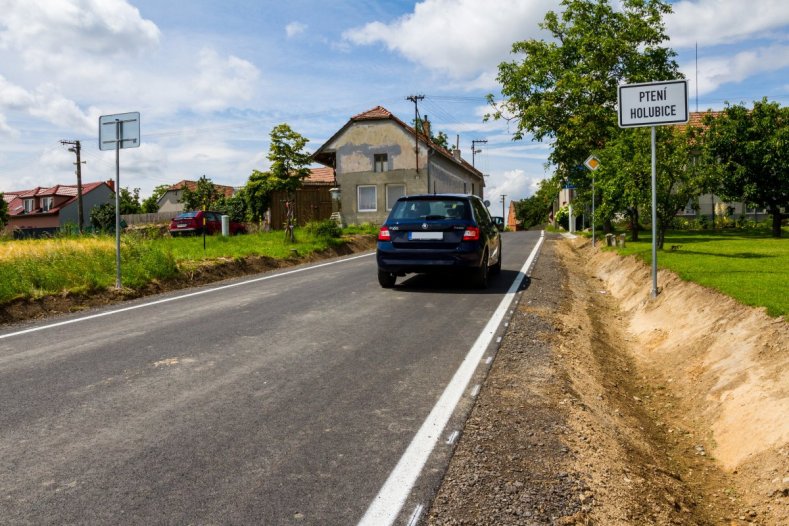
[169,211,247,236]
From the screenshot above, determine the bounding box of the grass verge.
[609,228,788,319]
[0,225,378,304]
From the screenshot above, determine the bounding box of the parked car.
[169,211,246,236]
[376,194,502,288]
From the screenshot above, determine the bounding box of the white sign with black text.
[618,79,688,128]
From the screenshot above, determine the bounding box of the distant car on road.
[169,211,246,236]
[376,194,502,288]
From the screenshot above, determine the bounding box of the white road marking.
[485,356,493,365]
[446,431,459,445]
[496,336,502,344]
[357,232,545,526]
[406,504,424,526]
[0,253,375,340]
[470,384,481,397]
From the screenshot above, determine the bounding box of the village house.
[312,106,485,226]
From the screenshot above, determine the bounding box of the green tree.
[141,184,170,213]
[181,175,221,211]
[703,99,788,238]
[597,125,712,248]
[0,192,8,229]
[488,0,680,192]
[90,202,117,232]
[244,123,311,241]
[516,178,560,228]
[215,190,247,223]
[118,187,143,215]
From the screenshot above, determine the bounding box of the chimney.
[452,148,462,162]
[422,115,431,139]
[106,179,114,191]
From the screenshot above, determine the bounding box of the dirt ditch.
[427,234,787,525]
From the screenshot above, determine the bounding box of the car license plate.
[177,223,187,228]
[409,231,443,240]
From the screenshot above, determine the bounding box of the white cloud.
[193,48,261,112]
[343,0,560,79]
[286,22,307,38]
[667,0,789,48]
[485,168,544,212]
[684,44,789,95]
[0,0,160,70]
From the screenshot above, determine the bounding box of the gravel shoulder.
[426,233,786,525]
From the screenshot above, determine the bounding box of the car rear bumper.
[376,244,483,274]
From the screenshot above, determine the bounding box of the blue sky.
[1,0,788,215]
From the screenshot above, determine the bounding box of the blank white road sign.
[618,80,688,128]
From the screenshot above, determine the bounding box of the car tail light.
[463,226,480,241]
[378,226,391,241]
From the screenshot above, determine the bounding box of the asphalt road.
[0,230,543,525]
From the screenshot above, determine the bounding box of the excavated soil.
[427,234,788,525]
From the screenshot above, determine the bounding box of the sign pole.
[650,125,658,298]
[592,173,595,247]
[99,111,140,290]
[617,79,687,299]
[115,120,122,289]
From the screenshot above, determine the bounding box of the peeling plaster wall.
[330,119,482,224]
[330,121,424,173]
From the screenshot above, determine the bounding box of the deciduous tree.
[141,184,171,213]
[703,99,788,237]
[180,175,221,211]
[0,193,8,229]
[244,124,311,241]
[489,0,680,191]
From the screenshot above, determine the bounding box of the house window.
[374,153,388,172]
[41,197,54,211]
[386,184,405,210]
[357,185,377,212]
[23,199,34,213]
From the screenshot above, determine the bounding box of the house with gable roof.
[3,181,114,236]
[156,179,238,213]
[312,106,485,225]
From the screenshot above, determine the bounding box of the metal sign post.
[618,80,688,298]
[99,112,140,289]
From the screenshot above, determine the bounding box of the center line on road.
[357,231,545,526]
[0,253,374,340]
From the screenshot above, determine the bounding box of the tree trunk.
[770,205,783,238]
[603,218,613,234]
[657,222,666,250]
[628,206,639,242]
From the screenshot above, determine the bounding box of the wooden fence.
[121,211,181,225]
[270,187,333,228]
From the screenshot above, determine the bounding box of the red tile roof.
[305,167,335,185]
[5,181,110,217]
[351,106,394,121]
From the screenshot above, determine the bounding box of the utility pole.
[500,194,507,222]
[60,139,85,233]
[406,95,424,173]
[471,139,487,168]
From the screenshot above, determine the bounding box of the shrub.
[304,220,341,238]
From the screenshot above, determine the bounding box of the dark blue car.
[376,194,502,288]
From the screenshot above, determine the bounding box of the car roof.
[397,193,477,201]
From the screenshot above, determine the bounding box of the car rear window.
[390,199,470,221]
[175,212,198,219]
